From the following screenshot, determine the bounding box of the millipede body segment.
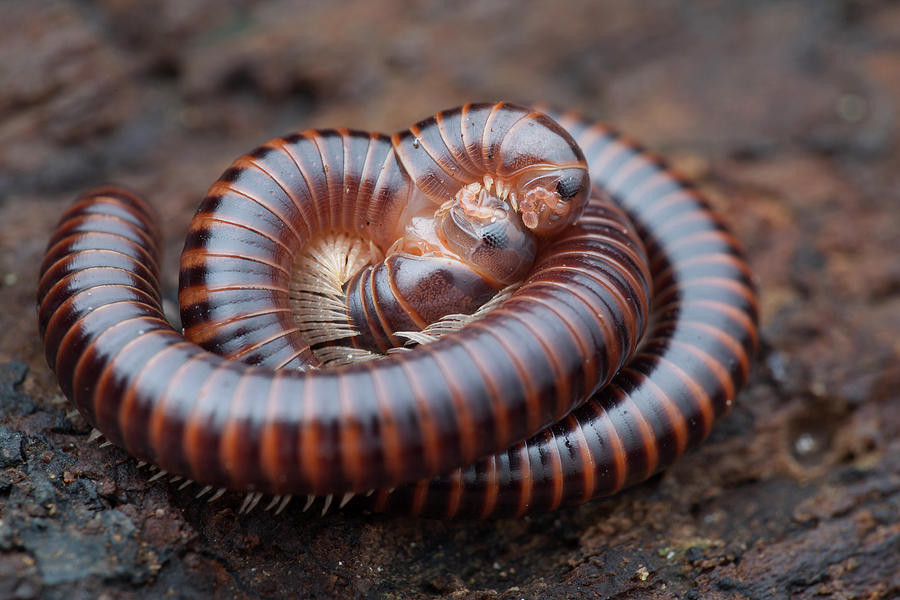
[37,102,757,518]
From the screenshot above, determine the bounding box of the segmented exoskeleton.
[37,102,756,518]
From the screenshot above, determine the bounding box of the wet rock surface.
[1,1,898,598]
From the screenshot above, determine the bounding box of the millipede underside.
[287,231,521,368]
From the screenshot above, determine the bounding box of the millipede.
[37,102,758,518]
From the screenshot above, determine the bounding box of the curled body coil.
[37,102,757,518]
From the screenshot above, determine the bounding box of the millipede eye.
[556,175,582,199]
[481,222,508,249]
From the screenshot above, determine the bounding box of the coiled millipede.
[37,103,757,518]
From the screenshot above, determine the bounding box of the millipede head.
[511,164,590,235]
[435,194,536,286]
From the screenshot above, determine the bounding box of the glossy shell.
[36,102,756,517]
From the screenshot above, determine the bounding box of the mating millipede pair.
[37,102,758,518]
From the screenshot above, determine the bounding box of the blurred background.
[1,1,898,598]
